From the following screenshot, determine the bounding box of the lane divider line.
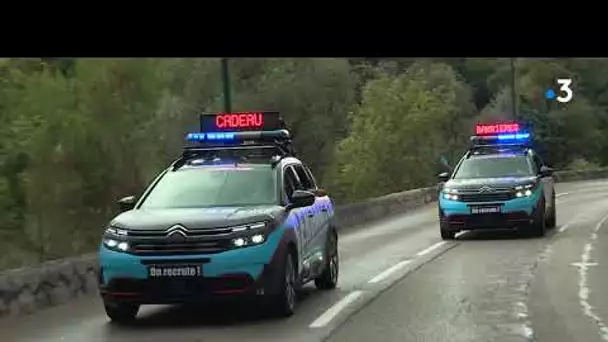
[306,185,608,331]
[367,259,413,284]
[575,213,608,341]
[309,290,365,328]
[455,231,469,238]
[416,241,446,257]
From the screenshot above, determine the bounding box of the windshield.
[139,166,278,209]
[453,156,535,179]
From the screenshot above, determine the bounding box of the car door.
[304,164,331,225]
[532,152,553,211]
[282,164,312,272]
[292,164,324,255]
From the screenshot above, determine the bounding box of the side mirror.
[438,172,450,182]
[314,188,328,197]
[439,155,452,170]
[539,165,554,177]
[118,195,137,211]
[287,190,315,210]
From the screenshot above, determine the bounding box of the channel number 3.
[556,78,573,103]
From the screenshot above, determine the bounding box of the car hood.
[444,176,538,190]
[110,205,286,231]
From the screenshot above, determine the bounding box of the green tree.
[325,61,476,202]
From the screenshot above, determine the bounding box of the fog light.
[524,190,532,196]
[516,192,523,197]
[233,238,246,247]
[251,234,264,244]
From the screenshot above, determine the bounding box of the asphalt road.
[2,179,608,342]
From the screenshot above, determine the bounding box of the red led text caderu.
[476,123,520,135]
[216,112,264,129]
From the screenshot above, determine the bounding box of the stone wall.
[1,168,608,318]
[0,254,99,317]
[334,168,608,230]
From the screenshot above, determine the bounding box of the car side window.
[531,153,543,173]
[283,166,301,202]
[303,165,318,189]
[293,164,315,191]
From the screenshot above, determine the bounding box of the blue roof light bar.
[185,129,290,143]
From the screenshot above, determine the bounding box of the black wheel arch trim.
[258,226,299,295]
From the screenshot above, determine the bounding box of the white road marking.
[309,291,364,328]
[523,326,534,339]
[571,261,598,268]
[556,192,569,198]
[576,213,608,341]
[455,231,468,238]
[416,241,446,257]
[516,297,534,339]
[558,224,570,233]
[367,259,413,284]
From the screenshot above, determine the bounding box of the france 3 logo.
[545,78,573,103]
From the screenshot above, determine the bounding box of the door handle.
[307,212,315,218]
[321,208,328,212]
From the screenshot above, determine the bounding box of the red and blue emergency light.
[472,122,531,145]
[186,111,288,143]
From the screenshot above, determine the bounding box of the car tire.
[441,229,456,240]
[440,221,456,240]
[104,300,139,324]
[529,199,547,237]
[272,251,297,317]
[315,230,339,290]
[546,192,557,229]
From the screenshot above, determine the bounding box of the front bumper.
[438,191,541,231]
[98,229,286,304]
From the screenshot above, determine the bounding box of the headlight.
[514,183,535,190]
[442,188,459,201]
[103,226,130,252]
[231,222,269,248]
[104,227,129,236]
[103,238,130,251]
[514,183,536,198]
[515,189,533,198]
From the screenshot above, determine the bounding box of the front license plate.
[148,265,202,278]
[470,206,501,214]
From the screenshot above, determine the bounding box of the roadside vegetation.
[1,57,607,269]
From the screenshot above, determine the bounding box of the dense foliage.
[0,57,606,269]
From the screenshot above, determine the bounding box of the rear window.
[453,155,535,179]
[140,166,278,208]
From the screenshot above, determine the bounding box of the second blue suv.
[437,123,556,239]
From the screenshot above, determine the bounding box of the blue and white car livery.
[437,122,556,239]
[98,111,339,323]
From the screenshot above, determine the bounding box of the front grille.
[127,227,236,256]
[464,213,506,227]
[459,192,514,202]
[106,275,254,297]
[447,211,531,228]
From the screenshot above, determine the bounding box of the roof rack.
[171,129,297,170]
[470,142,530,151]
[466,143,531,159]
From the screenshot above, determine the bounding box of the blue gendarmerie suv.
[98,111,339,323]
[437,122,556,240]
